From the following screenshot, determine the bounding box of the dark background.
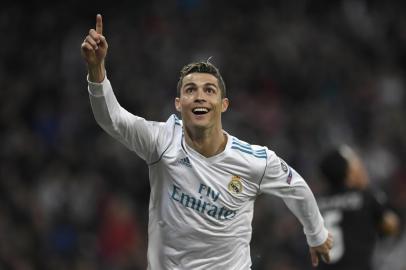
[1,0,405,269]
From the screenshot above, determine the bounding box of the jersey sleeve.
[259,150,328,247]
[88,76,174,164]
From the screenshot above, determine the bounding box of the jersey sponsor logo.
[170,183,237,221]
[228,175,243,194]
[178,157,192,168]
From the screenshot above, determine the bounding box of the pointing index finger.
[96,14,103,35]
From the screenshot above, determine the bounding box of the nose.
[194,88,206,102]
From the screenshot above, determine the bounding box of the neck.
[184,125,227,158]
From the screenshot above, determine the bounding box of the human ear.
[221,98,229,112]
[175,97,181,112]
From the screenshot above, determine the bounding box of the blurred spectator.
[98,194,145,270]
[317,145,400,270]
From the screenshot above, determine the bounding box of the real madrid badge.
[228,175,243,194]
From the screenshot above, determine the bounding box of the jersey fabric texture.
[88,77,328,270]
[317,188,386,270]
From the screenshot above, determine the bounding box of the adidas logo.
[178,157,192,168]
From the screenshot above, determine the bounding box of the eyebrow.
[183,82,218,89]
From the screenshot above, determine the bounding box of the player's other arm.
[259,153,333,267]
[80,15,161,162]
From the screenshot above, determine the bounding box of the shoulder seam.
[258,152,269,190]
[148,140,171,166]
[147,116,179,166]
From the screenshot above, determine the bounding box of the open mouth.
[192,107,210,115]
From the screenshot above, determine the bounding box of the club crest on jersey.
[228,175,243,194]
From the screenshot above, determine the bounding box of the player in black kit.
[316,145,399,270]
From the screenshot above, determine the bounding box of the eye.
[205,87,215,94]
[184,87,195,94]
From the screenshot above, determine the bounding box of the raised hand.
[81,14,108,82]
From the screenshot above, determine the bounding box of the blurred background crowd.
[1,0,406,269]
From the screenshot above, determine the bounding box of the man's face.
[175,73,229,131]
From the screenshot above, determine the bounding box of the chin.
[184,119,210,130]
[183,113,216,131]
[191,122,210,130]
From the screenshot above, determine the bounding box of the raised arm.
[80,15,171,163]
[81,14,107,83]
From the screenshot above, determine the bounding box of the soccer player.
[317,145,399,270]
[81,14,332,269]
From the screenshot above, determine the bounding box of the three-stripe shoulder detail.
[231,138,267,159]
[174,115,182,126]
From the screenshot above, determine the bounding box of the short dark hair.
[176,60,227,98]
[319,149,348,188]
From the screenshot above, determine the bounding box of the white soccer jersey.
[88,77,328,270]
